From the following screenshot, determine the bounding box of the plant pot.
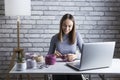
[16,62,27,71]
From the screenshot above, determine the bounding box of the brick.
[40,34,54,38]
[20,43,32,47]
[0,16,9,20]
[85,34,100,38]
[83,21,97,25]
[76,21,84,25]
[0,48,12,51]
[89,12,104,16]
[0,34,9,37]
[10,34,24,38]
[98,21,112,25]
[28,39,44,42]
[77,30,89,34]
[75,11,89,16]
[25,34,40,38]
[43,48,49,52]
[28,48,43,52]
[2,43,16,47]
[44,2,59,6]
[100,16,116,20]
[48,25,59,29]
[29,29,44,33]
[32,6,48,11]
[37,20,52,24]
[94,7,109,11]
[52,20,59,24]
[31,11,43,16]
[100,34,115,38]
[89,30,104,33]
[32,25,48,29]
[33,43,48,47]
[105,3,120,7]
[6,20,17,24]
[0,29,13,33]
[75,16,86,20]
[23,16,40,20]
[21,20,36,24]
[49,6,64,10]
[75,2,90,6]
[88,39,104,42]
[43,39,51,42]
[104,30,119,34]
[44,11,60,15]
[59,2,75,6]
[21,25,32,29]
[78,25,94,29]
[93,26,108,29]
[86,16,101,20]
[80,7,93,11]
[59,11,75,15]
[31,1,43,6]
[90,2,105,6]
[0,20,5,24]
[40,16,56,20]
[105,12,119,16]
[44,30,58,33]
[113,21,120,25]
[2,24,16,29]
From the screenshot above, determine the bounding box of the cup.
[45,54,56,65]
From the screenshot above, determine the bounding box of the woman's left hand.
[66,54,77,62]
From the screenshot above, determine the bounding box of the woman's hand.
[66,54,77,62]
[54,51,77,62]
[54,51,62,58]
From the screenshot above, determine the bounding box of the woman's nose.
[65,26,69,30]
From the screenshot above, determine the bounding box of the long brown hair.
[58,13,76,44]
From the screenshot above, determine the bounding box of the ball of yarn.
[45,54,56,65]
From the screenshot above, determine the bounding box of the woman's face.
[62,19,73,35]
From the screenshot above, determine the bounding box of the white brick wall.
[0,0,120,79]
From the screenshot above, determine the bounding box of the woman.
[48,13,84,80]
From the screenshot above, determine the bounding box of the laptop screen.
[80,42,115,70]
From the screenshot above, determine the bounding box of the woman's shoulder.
[76,32,81,37]
[51,33,59,41]
[52,33,58,38]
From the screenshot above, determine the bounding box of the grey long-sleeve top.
[48,32,84,54]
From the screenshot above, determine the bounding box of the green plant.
[17,52,24,63]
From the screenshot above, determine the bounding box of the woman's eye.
[64,25,67,27]
[63,26,66,28]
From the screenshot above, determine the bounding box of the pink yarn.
[45,54,56,65]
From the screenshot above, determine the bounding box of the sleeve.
[48,35,56,54]
[76,32,84,53]
[75,32,84,59]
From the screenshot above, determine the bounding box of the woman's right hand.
[54,51,62,58]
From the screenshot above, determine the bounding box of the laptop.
[66,42,115,71]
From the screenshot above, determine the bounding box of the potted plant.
[16,51,27,71]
